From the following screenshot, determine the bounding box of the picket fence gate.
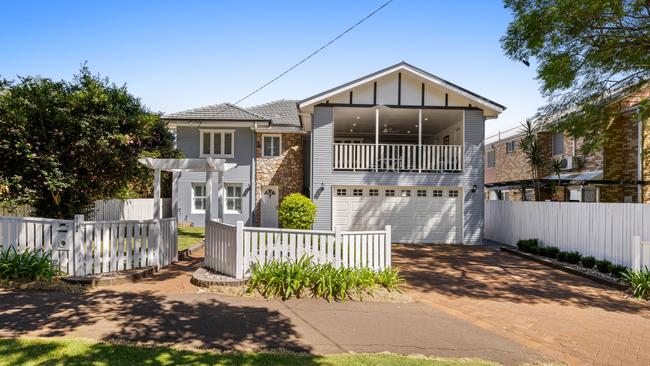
[0,215,178,276]
[205,220,392,279]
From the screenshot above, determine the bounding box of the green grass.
[178,225,205,251]
[0,337,499,366]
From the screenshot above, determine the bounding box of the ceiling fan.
[382,124,394,134]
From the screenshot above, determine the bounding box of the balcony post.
[418,109,422,173]
[375,107,379,172]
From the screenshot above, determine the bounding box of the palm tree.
[550,158,563,201]
[519,119,545,201]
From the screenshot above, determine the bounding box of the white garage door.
[333,186,462,244]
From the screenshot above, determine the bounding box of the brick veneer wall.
[601,115,639,202]
[255,133,304,225]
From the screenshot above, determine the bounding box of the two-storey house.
[163,62,506,245]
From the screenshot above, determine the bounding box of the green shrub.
[536,246,547,256]
[565,251,582,264]
[580,256,596,269]
[556,251,569,262]
[278,193,317,230]
[544,246,560,259]
[608,263,627,278]
[622,267,650,300]
[0,247,58,281]
[247,256,404,301]
[516,239,540,253]
[596,260,612,273]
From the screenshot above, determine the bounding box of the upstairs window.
[552,133,564,156]
[200,130,234,158]
[262,134,281,157]
[506,140,517,153]
[487,150,495,168]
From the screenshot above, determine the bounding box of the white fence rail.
[333,143,462,172]
[205,221,392,279]
[485,201,650,268]
[92,199,172,220]
[0,215,178,276]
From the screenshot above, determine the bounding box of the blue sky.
[1,0,545,137]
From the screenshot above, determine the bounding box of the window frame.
[224,183,243,214]
[199,129,235,158]
[506,140,517,153]
[262,134,282,158]
[191,183,207,214]
[486,149,496,168]
[552,132,564,156]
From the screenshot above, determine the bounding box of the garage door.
[333,186,462,244]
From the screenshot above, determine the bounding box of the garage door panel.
[333,186,462,244]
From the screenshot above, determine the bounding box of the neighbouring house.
[484,87,650,203]
[162,62,505,244]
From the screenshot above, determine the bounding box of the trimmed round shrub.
[278,193,317,230]
[566,251,582,264]
[596,259,612,273]
[544,246,560,259]
[580,256,596,269]
[536,246,547,256]
[556,251,569,262]
[607,263,627,278]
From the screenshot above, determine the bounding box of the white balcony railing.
[333,143,463,172]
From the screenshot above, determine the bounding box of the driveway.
[393,244,650,366]
[0,249,542,366]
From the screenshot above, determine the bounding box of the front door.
[261,186,279,227]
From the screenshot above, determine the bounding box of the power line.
[233,0,394,106]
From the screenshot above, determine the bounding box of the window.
[401,189,411,197]
[353,189,363,196]
[385,189,395,197]
[262,134,281,157]
[417,189,427,197]
[506,140,517,153]
[432,190,443,197]
[191,183,206,213]
[487,150,495,168]
[552,132,564,156]
[449,190,459,197]
[369,189,379,196]
[336,189,347,196]
[225,184,242,213]
[200,130,234,157]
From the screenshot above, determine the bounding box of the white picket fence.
[205,220,392,279]
[92,198,172,220]
[485,201,650,268]
[0,215,178,276]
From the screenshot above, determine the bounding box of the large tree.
[502,0,650,152]
[0,67,180,218]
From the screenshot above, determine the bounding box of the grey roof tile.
[247,99,300,127]
[162,103,269,121]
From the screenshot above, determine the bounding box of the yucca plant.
[622,267,650,300]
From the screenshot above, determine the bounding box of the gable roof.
[162,103,269,121]
[247,100,301,127]
[299,61,506,114]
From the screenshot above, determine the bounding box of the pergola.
[138,158,237,225]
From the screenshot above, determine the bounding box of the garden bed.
[62,266,155,287]
[1,278,87,293]
[501,246,627,290]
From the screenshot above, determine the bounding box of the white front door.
[333,186,463,244]
[261,186,279,227]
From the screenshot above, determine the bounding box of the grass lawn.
[178,225,205,251]
[0,337,500,366]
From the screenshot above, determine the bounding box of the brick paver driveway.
[393,244,650,366]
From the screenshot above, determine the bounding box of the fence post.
[153,219,161,270]
[334,226,342,268]
[235,221,244,279]
[73,215,84,276]
[385,225,392,268]
[632,236,641,271]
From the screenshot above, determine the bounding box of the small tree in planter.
[278,193,317,230]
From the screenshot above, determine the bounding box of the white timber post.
[205,170,214,225]
[235,220,244,279]
[171,172,179,221]
[334,226,342,268]
[217,171,225,222]
[418,109,422,173]
[375,107,379,172]
[632,236,641,271]
[153,168,161,219]
[73,214,85,276]
[385,225,392,268]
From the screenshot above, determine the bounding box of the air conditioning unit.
[559,156,574,170]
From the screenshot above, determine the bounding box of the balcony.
[333,143,462,172]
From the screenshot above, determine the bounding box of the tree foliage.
[0,66,180,218]
[502,0,650,152]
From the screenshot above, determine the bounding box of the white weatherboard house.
[163,62,505,245]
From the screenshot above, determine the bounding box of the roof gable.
[247,99,300,126]
[298,62,505,117]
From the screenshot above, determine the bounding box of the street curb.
[500,247,628,291]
